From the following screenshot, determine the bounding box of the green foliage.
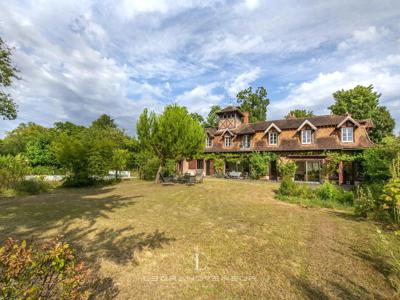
[189,112,204,125]
[0,238,90,299]
[26,133,57,167]
[163,159,176,177]
[278,177,299,196]
[53,121,85,136]
[236,87,270,122]
[15,178,53,195]
[0,154,29,190]
[52,117,131,186]
[248,152,272,179]
[277,179,353,208]
[285,109,314,119]
[90,114,118,129]
[355,186,376,218]
[0,122,48,155]
[363,136,400,182]
[277,160,297,178]
[0,38,19,120]
[136,105,204,183]
[214,159,224,176]
[380,178,400,224]
[329,85,395,142]
[111,149,130,179]
[315,182,354,205]
[141,156,161,181]
[204,105,221,128]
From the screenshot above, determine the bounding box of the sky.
[0,0,399,137]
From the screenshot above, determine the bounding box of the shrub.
[62,175,96,188]
[15,178,52,195]
[0,238,90,299]
[277,160,297,178]
[354,186,376,218]
[380,178,400,224]
[162,159,176,177]
[278,177,299,196]
[0,154,30,190]
[141,157,161,181]
[315,182,354,205]
[248,153,270,179]
[214,159,224,176]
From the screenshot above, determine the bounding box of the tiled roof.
[216,105,245,116]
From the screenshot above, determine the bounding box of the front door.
[206,160,211,176]
[270,160,277,180]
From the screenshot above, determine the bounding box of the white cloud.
[175,83,223,115]
[225,67,261,98]
[271,55,400,129]
[337,26,387,50]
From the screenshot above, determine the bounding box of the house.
[181,106,374,185]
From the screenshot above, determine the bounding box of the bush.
[214,159,224,176]
[162,159,176,177]
[315,182,354,205]
[380,178,400,224]
[277,160,297,178]
[141,157,160,181]
[354,186,376,218]
[0,238,90,299]
[278,177,299,196]
[0,154,30,190]
[248,153,269,179]
[15,178,53,195]
[31,165,65,175]
[62,175,96,188]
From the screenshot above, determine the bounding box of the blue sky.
[0,0,399,137]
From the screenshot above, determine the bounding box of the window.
[242,135,251,148]
[206,136,212,148]
[341,127,354,143]
[301,130,312,144]
[269,132,278,145]
[224,136,232,147]
[197,159,204,169]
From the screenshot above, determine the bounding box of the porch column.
[338,161,344,185]
[203,158,206,176]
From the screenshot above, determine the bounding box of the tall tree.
[204,105,221,128]
[189,112,204,125]
[0,38,18,120]
[91,114,117,129]
[136,105,204,183]
[329,85,395,142]
[285,109,314,119]
[236,87,270,123]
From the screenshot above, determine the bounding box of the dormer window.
[301,130,312,144]
[269,132,278,145]
[224,136,232,147]
[206,136,212,148]
[242,135,251,148]
[341,127,354,143]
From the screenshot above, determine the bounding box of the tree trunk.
[155,163,162,184]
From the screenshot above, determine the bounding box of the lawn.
[0,178,399,299]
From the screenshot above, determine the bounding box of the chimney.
[243,112,249,124]
[288,112,296,119]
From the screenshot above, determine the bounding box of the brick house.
[181,106,374,184]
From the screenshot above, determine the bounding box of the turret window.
[224,136,232,147]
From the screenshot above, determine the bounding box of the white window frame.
[341,127,354,143]
[242,135,251,148]
[301,130,312,144]
[206,136,212,148]
[269,132,278,145]
[224,136,232,147]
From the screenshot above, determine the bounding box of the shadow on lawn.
[0,185,175,297]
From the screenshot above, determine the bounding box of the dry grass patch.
[0,178,399,299]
